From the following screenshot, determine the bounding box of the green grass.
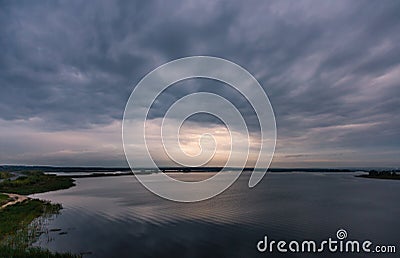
[0,171,79,257]
[0,171,13,179]
[0,199,60,238]
[0,245,81,258]
[0,199,80,258]
[0,193,10,206]
[0,172,75,195]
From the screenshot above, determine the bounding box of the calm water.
[30,172,399,257]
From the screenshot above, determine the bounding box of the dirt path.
[1,193,28,209]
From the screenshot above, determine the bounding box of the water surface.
[31,172,399,257]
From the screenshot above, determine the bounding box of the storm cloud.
[1,0,399,167]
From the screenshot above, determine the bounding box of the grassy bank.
[0,199,81,257]
[0,246,80,258]
[0,193,10,206]
[0,171,80,257]
[0,171,75,195]
[0,199,61,241]
[0,171,13,179]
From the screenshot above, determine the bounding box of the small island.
[0,171,80,257]
[356,170,400,180]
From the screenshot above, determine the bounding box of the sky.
[1,0,399,168]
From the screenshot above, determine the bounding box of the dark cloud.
[1,0,399,166]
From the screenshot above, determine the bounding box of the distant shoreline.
[2,165,399,180]
[356,174,400,181]
[1,165,375,173]
[51,169,364,179]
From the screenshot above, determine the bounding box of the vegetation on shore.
[0,171,79,257]
[0,199,61,241]
[0,246,80,258]
[0,193,10,206]
[0,199,81,257]
[0,171,75,195]
[0,171,13,179]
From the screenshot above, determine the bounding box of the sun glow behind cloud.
[125,118,263,167]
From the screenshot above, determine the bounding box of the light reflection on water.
[31,172,399,257]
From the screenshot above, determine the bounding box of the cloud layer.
[1,0,399,167]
